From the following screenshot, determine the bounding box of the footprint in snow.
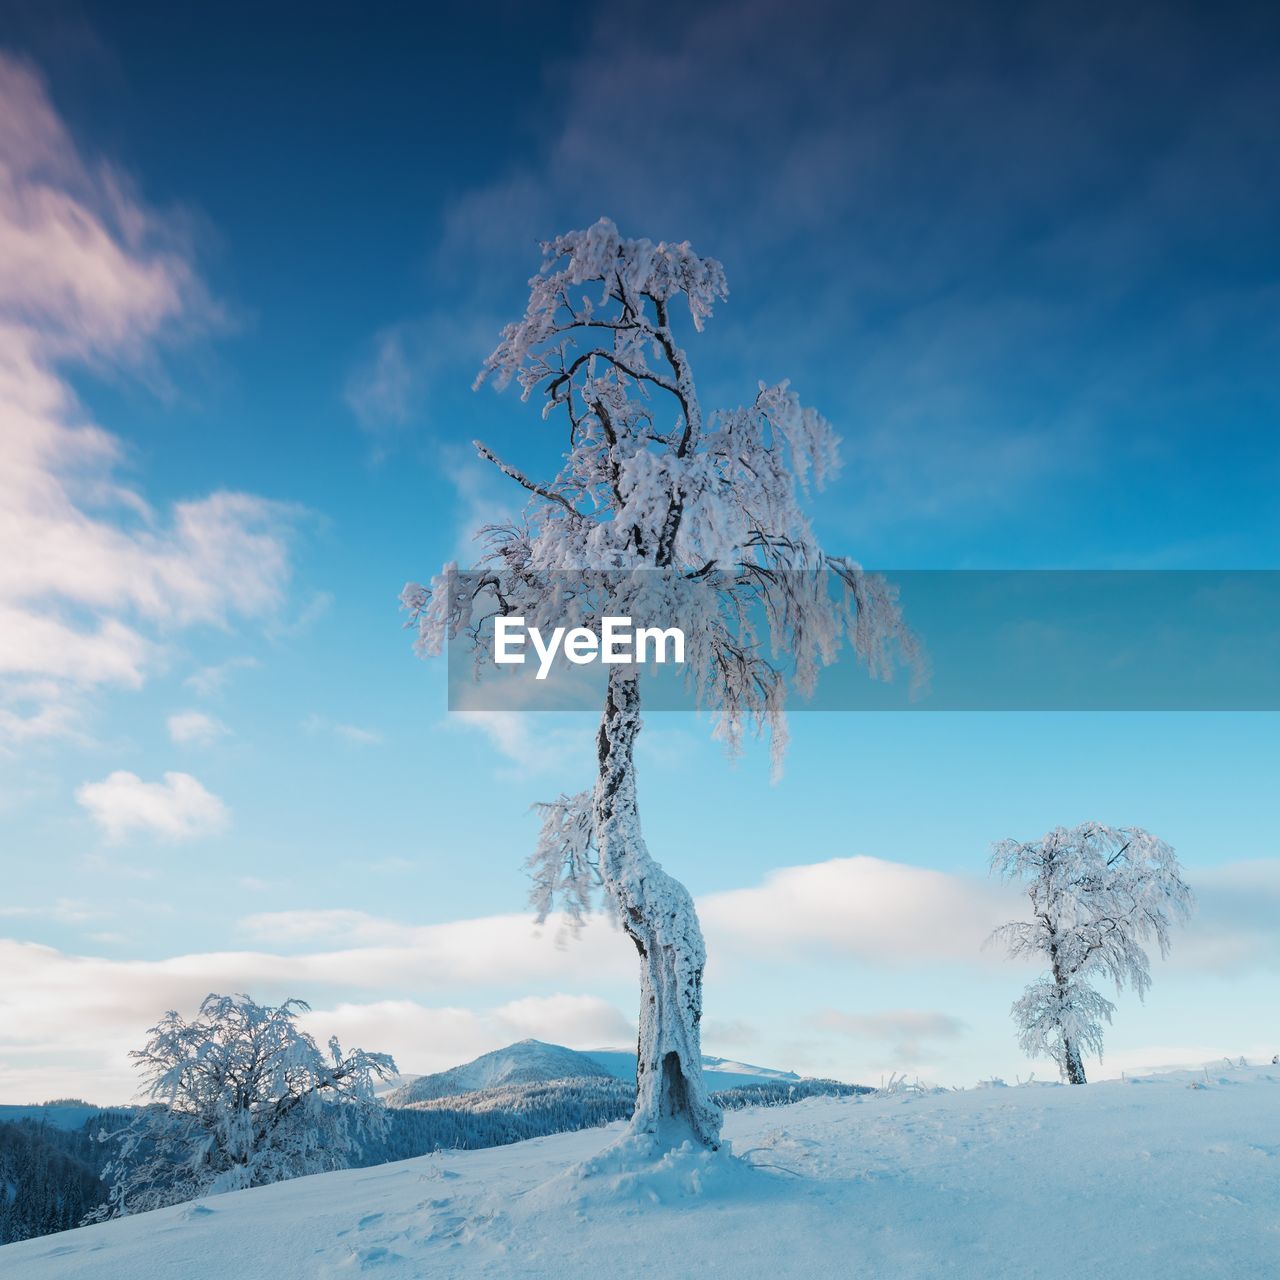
[344,1244,405,1269]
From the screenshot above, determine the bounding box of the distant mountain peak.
[387,1040,812,1108]
[386,1040,612,1107]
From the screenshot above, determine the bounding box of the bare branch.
[472,439,582,517]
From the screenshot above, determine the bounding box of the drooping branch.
[526,790,600,935]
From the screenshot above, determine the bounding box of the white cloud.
[183,656,259,699]
[0,54,297,744]
[362,856,414,874]
[699,852,1280,978]
[0,923,634,1100]
[167,709,229,745]
[0,609,151,688]
[342,316,498,454]
[334,724,381,746]
[238,875,282,893]
[75,769,229,842]
[3,853,1276,1101]
[1166,859,1280,975]
[240,908,414,947]
[816,1008,966,1061]
[493,993,633,1047]
[266,589,333,641]
[452,710,538,763]
[300,993,633,1080]
[0,684,84,745]
[439,444,519,566]
[449,709,593,778]
[235,908,628,988]
[700,855,1022,965]
[299,1001,496,1080]
[301,714,384,746]
[0,898,100,925]
[344,326,414,435]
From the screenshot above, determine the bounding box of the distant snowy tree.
[92,994,395,1217]
[988,824,1193,1084]
[404,220,919,1152]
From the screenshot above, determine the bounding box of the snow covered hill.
[387,1040,814,1108]
[386,1041,612,1106]
[7,1064,1276,1279]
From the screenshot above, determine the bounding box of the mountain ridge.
[386,1039,812,1107]
[386,1040,612,1107]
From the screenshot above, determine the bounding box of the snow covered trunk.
[1063,1038,1086,1086]
[1050,954,1087,1085]
[593,669,722,1150]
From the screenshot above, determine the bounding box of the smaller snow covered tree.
[92,994,396,1218]
[988,823,1193,1084]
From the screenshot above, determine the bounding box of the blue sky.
[1,0,1278,1101]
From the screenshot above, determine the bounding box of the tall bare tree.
[405,219,919,1151]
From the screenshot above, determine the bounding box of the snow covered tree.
[404,219,920,1152]
[988,823,1193,1084]
[92,994,395,1217]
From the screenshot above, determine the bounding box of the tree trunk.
[1063,1035,1087,1085]
[1048,947,1087,1085]
[593,669,722,1150]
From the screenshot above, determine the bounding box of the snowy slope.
[386,1041,611,1106]
[7,1064,1277,1279]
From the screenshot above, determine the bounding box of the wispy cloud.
[816,1008,967,1062]
[344,326,414,436]
[0,53,299,744]
[301,713,384,747]
[343,315,498,456]
[75,769,229,842]
[448,710,587,777]
[0,898,101,925]
[167,709,229,746]
[183,656,259,699]
[371,1,1280,560]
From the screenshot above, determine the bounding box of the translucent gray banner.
[442,570,1280,712]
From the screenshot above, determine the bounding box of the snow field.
[6,1063,1276,1279]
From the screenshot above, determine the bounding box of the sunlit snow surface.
[6,1065,1276,1279]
